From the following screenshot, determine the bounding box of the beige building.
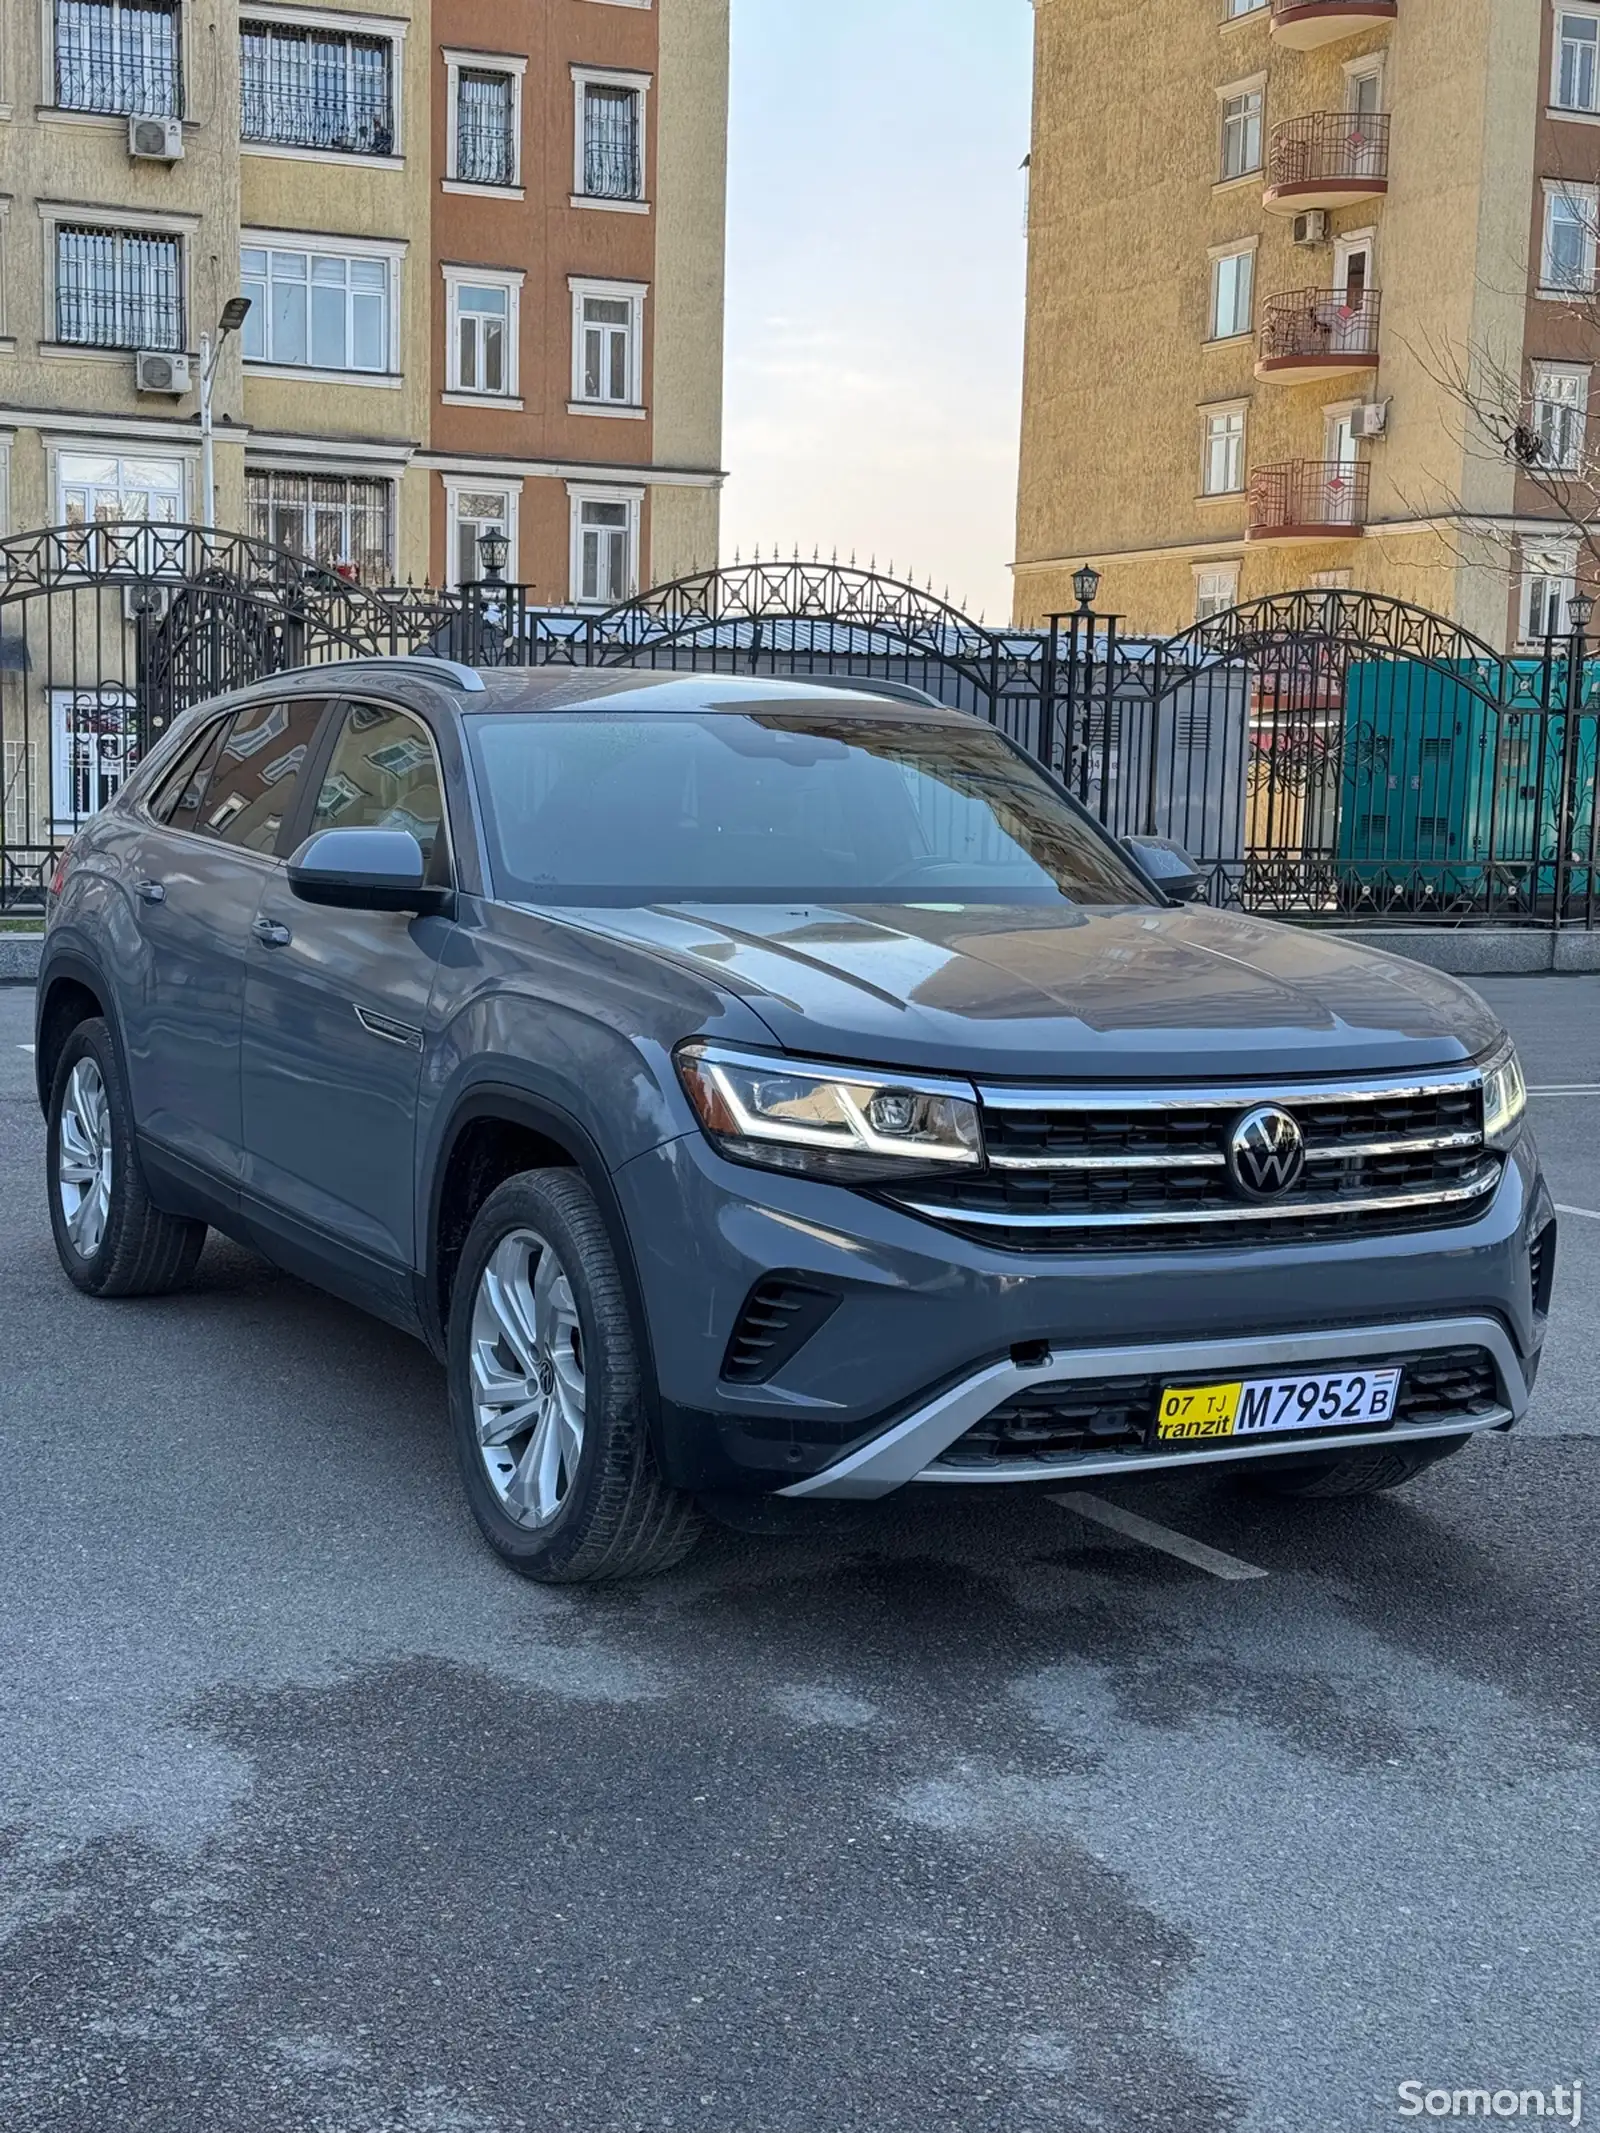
[1015,0,1600,649]
[0,0,728,596]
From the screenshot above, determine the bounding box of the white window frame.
[1540,179,1599,294]
[1208,241,1256,341]
[570,63,651,212]
[1224,0,1269,16]
[1217,77,1265,183]
[567,482,642,605]
[1343,54,1385,113]
[237,2,406,169]
[55,444,189,525]
[38,200,198,357]
[442,263,523,404]
[1193,562,1241,620]
[239,227,405,384]
[1200,403,1248,497]
[1553,3,1600,113]
[1520,541,1579,642]
[441,474,521,589]
[1532,360,1590,471]
[442,47,525,196]
[568,275,647,416]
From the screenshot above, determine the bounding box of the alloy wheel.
[57,1056,113,1259]
[469,1227,587,1528]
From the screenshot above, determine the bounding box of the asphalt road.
[1,975,1596,2133]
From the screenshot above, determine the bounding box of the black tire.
[447,1168,703,1583]
[45,1016,206,1298]
[1242,1434,1471,1500]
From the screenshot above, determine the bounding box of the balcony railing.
[1258,288,1382,378]
[1270,0,1398,47]
[1266,111,1390,207]
[1249,459,1370,538]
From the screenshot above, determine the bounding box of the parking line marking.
[1529,1085,1600,1095]
[1049,1492,1269,1581]
[1557,1204,1600,1222]
[16,1043,33,1053]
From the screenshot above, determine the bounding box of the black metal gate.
[2,524,1594,928]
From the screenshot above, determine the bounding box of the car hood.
[524,901,1501,1081]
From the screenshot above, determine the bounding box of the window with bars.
[456,68,515,185]
[581,84,642,199]
[240,21,394,156]
[56,225,183,351]
[246,469,392,584]
[55,0,181,116]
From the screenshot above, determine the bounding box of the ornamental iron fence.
[0,522,1594,929]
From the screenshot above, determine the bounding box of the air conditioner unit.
[134,349,191,395]
[1292,209,1330,246]
[128,113,183,161]
[1351,400,1390,439]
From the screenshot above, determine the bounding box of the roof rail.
[404,652,487,692]
[219,653,489,695]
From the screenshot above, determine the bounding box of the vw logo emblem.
[1227,1105,1307,1200]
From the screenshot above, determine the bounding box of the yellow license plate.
[1156,1383,1243,1440]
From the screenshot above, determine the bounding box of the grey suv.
[38,662,1555,1581]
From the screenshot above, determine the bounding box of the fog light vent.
[721,1277,840,1385]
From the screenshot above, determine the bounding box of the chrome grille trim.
[987,1129,1483,1173]
[975,1066,1486,1113]
[900,1164,1502,1233]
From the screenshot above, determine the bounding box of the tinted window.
[464,708,1150,908]
[199,697,327,854]
[311,702,447,866]
[147,718,228,830]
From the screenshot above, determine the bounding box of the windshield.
[464,708,1152,908]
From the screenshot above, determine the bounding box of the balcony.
[1264,112,1390,212]
[1270,0,1397,48]
[1256,288,1381,382]
[1248,460,1369,541]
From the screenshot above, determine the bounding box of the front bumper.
[777,1315,1527,1499]
[612,1129,1552,1497]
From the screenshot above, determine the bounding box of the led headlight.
[1481,1042,1528,1151]
[676,1042,984,1182]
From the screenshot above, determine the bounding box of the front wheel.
[447,1169,703,1583]
[46,1017,206,1298]
[1241,1435,1471,1500]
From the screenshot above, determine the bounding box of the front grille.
[889,1070,1496,1252]
[936,1345,1502,1472]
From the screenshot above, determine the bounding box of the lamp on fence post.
[464,524,518,666]
[199,296,252,536]
[1072,563,1102,614]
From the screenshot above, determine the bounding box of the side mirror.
[287,827,450,915]
[1123,834,1207,904]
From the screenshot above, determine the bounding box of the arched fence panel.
[0,528,1593,928]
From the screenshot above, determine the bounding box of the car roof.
[453,667,965,718]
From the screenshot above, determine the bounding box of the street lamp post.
[1555,587,1594,923]
[199,295,252,534]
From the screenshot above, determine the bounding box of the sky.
[718,2,1035,623]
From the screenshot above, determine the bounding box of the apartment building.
[1015,0,1600,649]
[0,0,728,596]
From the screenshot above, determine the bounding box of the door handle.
[136,879,166,905]
[252,915,292,948]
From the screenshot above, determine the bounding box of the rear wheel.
[1242,1435,1471,1499]
[46,1017,206,1297]
[447,1169,703,1583]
